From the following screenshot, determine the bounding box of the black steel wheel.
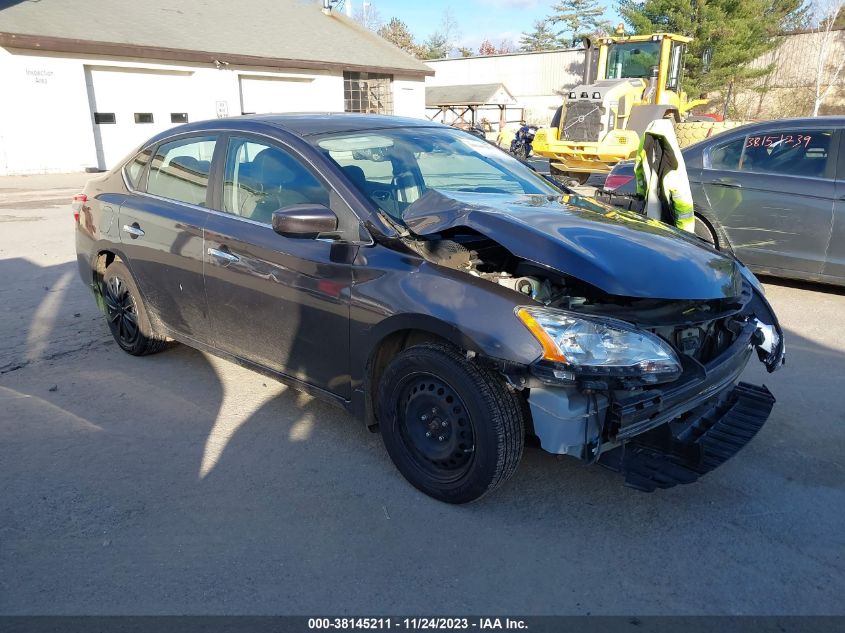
[396,375,476,483]
[378,342,525,504]
[101,261,169,356]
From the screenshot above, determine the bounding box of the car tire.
[694,215,717,246]
[674,120,753,147]
[377,342,525,504]
[550,165,589,186]
[101,261,169,356]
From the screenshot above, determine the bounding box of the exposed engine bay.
[408,226,783,492]
[415,229,760,369]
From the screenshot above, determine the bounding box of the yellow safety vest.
[634,119,695,233]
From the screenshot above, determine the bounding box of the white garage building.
[426,49,586,127]
[0,0,431,175]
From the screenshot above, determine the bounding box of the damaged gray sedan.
[75,114,785,504]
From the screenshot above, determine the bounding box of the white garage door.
[86,67,196,169]
[239,76,318,115]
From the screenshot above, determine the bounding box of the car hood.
[402,190,742,301]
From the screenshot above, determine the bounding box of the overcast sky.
[341,0,620,51]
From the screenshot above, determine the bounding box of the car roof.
[253,113,446,136]
[730,115,845,132]
[158,113,444,140]
[679,116,845,155]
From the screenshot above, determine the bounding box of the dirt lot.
[1,174,843,615]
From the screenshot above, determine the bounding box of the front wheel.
[377,343,525,504]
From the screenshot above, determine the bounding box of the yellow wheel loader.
[532,31,709,184]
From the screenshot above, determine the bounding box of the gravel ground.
[1,174,843,615]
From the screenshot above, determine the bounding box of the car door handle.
[714,178,742,188]
[207,247,240,264]
[122,223,145,237]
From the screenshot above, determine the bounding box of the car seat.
[242,148,310,224]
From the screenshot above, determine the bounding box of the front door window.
[222,137,330,225]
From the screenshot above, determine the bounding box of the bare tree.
[812,0,845,115]
[353,1,383,31]
[422,9,461,59]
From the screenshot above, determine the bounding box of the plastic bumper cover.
[527,318,780,489]
[598,382,775,492]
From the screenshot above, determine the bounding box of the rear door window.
[147,136,217,206]
[124,148,152,190]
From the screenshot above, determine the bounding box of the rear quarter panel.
[74,170,129,288]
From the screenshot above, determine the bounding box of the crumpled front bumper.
[526,287,785,491]
[599,381,775,491]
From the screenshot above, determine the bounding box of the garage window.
[134,113,154,124]
[93,112,116,124]
[344,72,393,115]
[147,136,217,206]
[171,113,188,124]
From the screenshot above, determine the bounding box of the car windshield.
[605,41,661,79]
[313,127,561,222]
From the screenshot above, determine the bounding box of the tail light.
[603,174,634,191]
[71,194,87,223]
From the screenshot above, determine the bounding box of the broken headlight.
[517,306,682,385]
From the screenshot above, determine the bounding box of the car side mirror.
[271,204,338,239]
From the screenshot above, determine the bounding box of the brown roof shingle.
[0,0,432,76]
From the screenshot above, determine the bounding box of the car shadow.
[756,274,845,296]
[3,255,845,614]
[3,255,844,512]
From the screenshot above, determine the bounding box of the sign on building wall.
[26,69,54,85]
[216,101,229,118]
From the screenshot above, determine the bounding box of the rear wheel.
[102,261,169,356]
[377,343,525,504]
[550,165,590,186]
[566,171,590,185]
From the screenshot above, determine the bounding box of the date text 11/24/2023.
[307,617,528,630]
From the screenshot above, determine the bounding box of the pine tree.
[519,20,562,51]
[618,0,810,98]
[377,18,424,58]
[550,0,613,47]
[834,3,845,28]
